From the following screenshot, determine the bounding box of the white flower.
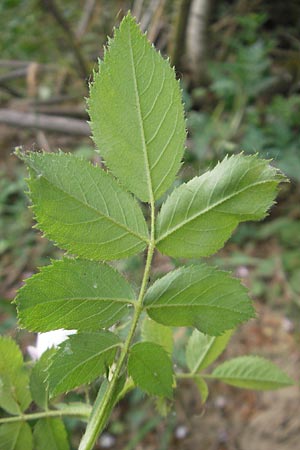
[27,329,76,360]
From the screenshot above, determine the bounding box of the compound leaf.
[156,154,286,258]
[144,265,254,336]
[141,317,173,355]
[33,419,69,450]
[48,331,121,396]
[17,258,135,332]
[0,337,31,415]
[186,329,233,373]
[210,356,294,390]
[0,422,32,450]
[128,342,174,398]
[19,151,148,260]
[89,13,186,202]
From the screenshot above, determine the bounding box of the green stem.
[79,200,156,450]
[0,408,90,424]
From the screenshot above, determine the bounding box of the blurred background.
[0,0,300,449]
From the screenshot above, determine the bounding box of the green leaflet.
[144,265,255,336]
[89,14,186,202]
[186,329,233,373]
[17,259,136,332]
[48,331,121,396]
[210,356,294,390]
[156,154,286,258]
[20,151,148,260]
[141,317,173,355]
[0,422,32,450]
[128,342,174,398]
[30,349,55,410]
[0,337,31,415]
[33,419,69,450]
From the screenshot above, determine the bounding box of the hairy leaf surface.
[0,422,32,450]
[186,329,233,373]
[0,337,31,415]
[128,342,174,398]
[89,14,186,202]
[48,332,121,396]
[17,259,135,332]
[156,154,286,257]
[211,356,294,390]
[33,419,69,450]
[144,265,254,335]
[141,317,173,354]
[20,151,148,260]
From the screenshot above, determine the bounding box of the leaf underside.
[186,329,233,373]
[48,331,121,396]
[89,14,186,202]
[156,154,286,258]
[211,356,294,390]
[145,264,255,336]
[21,151,148,260]
[128,342,174,398]
[17,258,135,332]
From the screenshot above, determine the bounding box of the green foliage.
[33,419,69,450]
[186,329,233,373]
[145,265,254,335]
[16,258,136,332]
[128,342,174,398]
[156,154,284,258]
[89,14,186,202]
[6,12,293,450]
[141,318,173,355]
[210,356,294,390]
[48,332,121,396]
[19,151,148,260]
[0,422,32,450]
[30,349,55,410]
[0,338,31,415]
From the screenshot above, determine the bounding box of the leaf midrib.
[30,168,149,244]
[26,297,136,306]
[128,25,154,203]
[156,178,274,243]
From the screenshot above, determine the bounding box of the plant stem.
[79,200,156,450]
[0,408,90,424]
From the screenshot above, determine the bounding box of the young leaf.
[144,265,254,335]
[17,258,136,332]
[210,356,294,390]
[156,154,286,257]
[48,331,121,396]
[186,329,233,373]
[0,337,31,415]
[0,422,32,450]
[128,342,174,398]
[33,419,69,450]
[89,13,186,202]
[19,151,148,260]
[141,317,173,355]
[30,349,55,410]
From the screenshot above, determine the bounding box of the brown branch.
[39,0,89,80]
[0,109,90,136]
